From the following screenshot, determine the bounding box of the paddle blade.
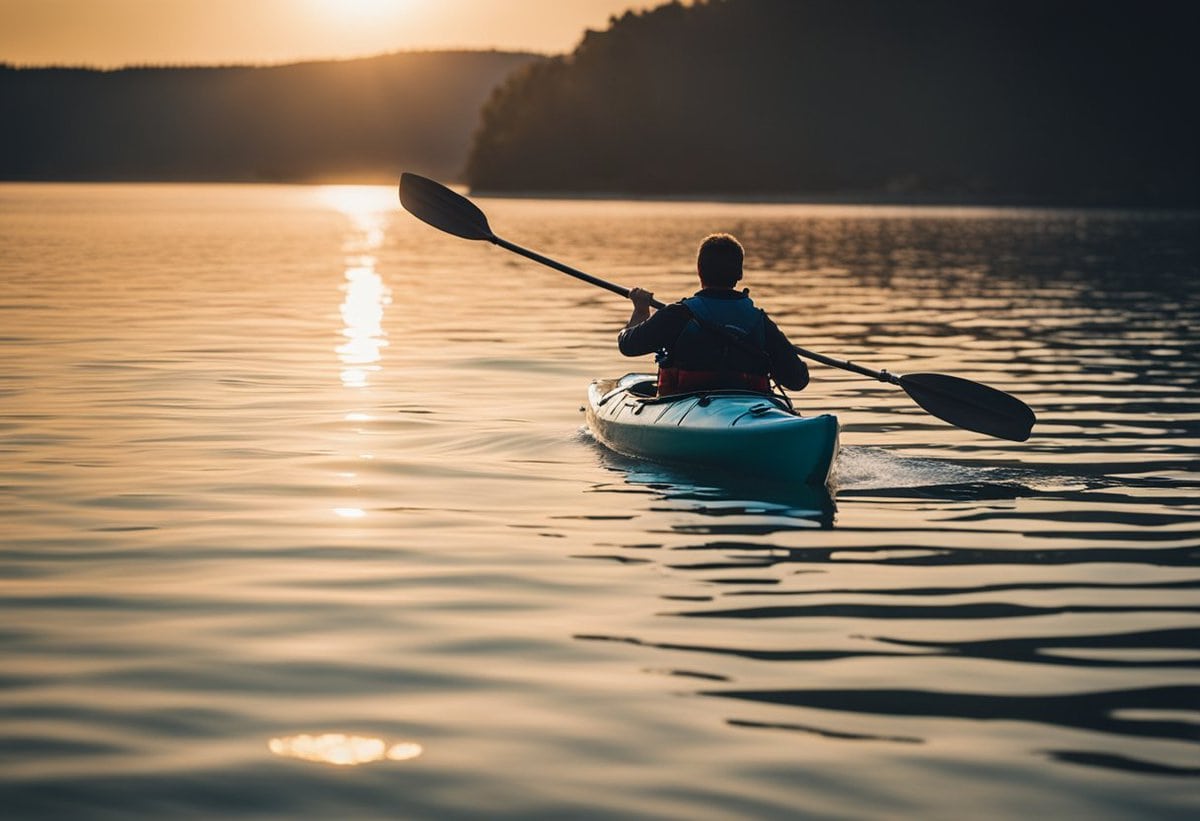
[899,372,1036,441]
[399,173,495,241]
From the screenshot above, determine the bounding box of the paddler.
[619,233,810,395]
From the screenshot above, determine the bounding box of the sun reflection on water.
[322,186,393,389]
[338,257,391,388]
[319,185,394,249]
[268,733,422,766]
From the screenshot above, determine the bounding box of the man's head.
[697,233,744,288]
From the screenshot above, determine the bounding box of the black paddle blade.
[399,173,495,241]
[899,372,1036,441]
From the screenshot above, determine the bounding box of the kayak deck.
[585,373,839,485]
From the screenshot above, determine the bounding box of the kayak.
[585,373,839,485]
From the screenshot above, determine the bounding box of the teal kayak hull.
[586,374,839,485]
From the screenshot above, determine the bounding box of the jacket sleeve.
[764,316,809,390]
[617,304,691,357]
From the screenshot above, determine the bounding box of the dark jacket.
[617,288,809,390]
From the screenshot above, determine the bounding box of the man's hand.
[624,287,655,329]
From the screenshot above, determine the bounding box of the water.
[1,184,1197,819]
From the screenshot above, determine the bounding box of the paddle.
[398,173,1036,442]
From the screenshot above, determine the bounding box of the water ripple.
[2,185,1198,818]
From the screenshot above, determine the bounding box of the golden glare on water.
[322,186,393,389]
[338,260,391,388]
[268,734,423,766]
[319,185,397,226]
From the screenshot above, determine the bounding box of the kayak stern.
[586,374,838,486]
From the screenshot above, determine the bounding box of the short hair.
[697,233,744,288]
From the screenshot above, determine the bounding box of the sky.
[0,0,668,67]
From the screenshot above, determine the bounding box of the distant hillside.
[0,50,540,183]
[467,0,1198,205]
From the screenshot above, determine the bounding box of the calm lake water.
[1,184,1198,819]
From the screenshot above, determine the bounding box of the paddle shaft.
[792,346,901,385]
[496,237,899,385]
[493,236,643,303]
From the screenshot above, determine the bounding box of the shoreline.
[467,187,1200,211]
[2,178,1196,212]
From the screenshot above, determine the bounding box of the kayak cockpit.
[595,372,794,413]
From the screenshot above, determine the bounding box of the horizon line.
[0,46,551,73]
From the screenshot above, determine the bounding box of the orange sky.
[0,0,667,67]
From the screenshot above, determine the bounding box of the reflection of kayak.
[585,373,839,486]
[589,439,838,526]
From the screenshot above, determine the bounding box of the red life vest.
[657,367,771,394]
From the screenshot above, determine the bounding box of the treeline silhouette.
[467,0,1197,205]
[1,51,538,183]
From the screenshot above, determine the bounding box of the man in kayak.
[619,233,810,395]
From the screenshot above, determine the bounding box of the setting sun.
[308,0,413,26]
[0,1,662,67]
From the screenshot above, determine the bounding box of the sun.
[309,0,412,25]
